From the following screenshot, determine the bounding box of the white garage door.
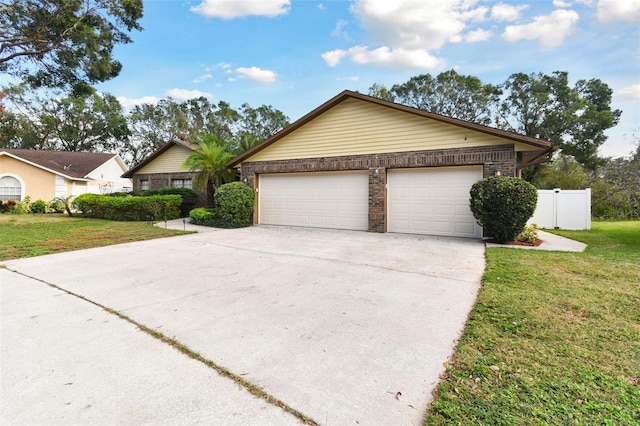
[387,166,483,238]
[259,172,369,231]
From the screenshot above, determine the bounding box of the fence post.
[553,188,560,229]
[585,188,592,230]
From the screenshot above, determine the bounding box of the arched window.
[0,176,22,202]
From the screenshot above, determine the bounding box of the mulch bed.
[485,238,543,246]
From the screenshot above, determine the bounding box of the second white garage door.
[259,172,369,231]
[387,166,483,238]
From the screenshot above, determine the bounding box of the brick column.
[368,167,386,233]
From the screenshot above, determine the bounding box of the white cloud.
[350,0,489,51]
[502,9,579,48]
[324,45,445,70]
[193,73,213,83]
[331,19,350,40]
[321,49,348,67]
[235,66,277,83]
[553,0,572,7]
[166,88,213,100]
[597,0,640,23]
[318,3,325,10]
[116,96,161,109]
[617,83,640,100]
[465,28,492,42]
[338,76,360,82]
[553,0,594,6]
[490,3,528,21]
[190,0,290,19]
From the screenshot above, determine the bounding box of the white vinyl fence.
[528,188,591,230]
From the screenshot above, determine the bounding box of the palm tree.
[184,134,234,203]
[234,131,261,155]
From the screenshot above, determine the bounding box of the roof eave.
[518,145,559,169]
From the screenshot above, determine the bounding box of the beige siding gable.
[137,144,192,174]
[246,98,535,163]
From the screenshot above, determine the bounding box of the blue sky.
[96,0,640,158]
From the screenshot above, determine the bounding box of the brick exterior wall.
[240,145,516,233]
[131,172,209,207]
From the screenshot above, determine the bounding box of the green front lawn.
[0,214,191,261]
[426,221,640,424]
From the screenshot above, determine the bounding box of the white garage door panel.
[388,166,482,238]
[259,172,369,231]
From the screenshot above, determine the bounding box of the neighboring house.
[227,90,555,238]
[121,139,208,205]
[0,149,132,203]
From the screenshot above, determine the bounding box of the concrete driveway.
[1,226,485,425]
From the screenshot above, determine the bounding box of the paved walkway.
[484,230,587,252]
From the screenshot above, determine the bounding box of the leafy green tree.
[0,0,143,95]
[183,134,234,204]
[127,97,289,160]
[367,83,395,102]
[128,97,238,149]
[593,143,640,219]
[2,84,129,151]
[530,155,590,190]
[369,70,501,125]
[237,103,289,143]
[4,85,129,151]
[498,71,621,171]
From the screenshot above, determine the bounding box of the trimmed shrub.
[110,188,197,217]
[31,199,47,214]
[10,196,31,214]
[214,182,255,228]
[469,176,538,244]
[48,198,66,214]
[189,207,219,226]
[73,193,181,221]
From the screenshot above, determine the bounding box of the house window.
[0,176,22,202]
[140,179,149,190]
[171,178,192,189]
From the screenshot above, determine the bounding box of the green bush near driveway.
[213,182,255,228]
[188,182,255,228]
[189,207,219,227]
[469,176,538,243]
[73,193,181,221]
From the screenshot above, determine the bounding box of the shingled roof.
[0,149,120,180]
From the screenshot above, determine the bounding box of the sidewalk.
[153,218,221,233]
[484,230,587,252]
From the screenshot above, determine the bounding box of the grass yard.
[0,214,192,261]
[426,221,640,425]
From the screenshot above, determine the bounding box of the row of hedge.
[73,193,181,221]
[108,188,197,217]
